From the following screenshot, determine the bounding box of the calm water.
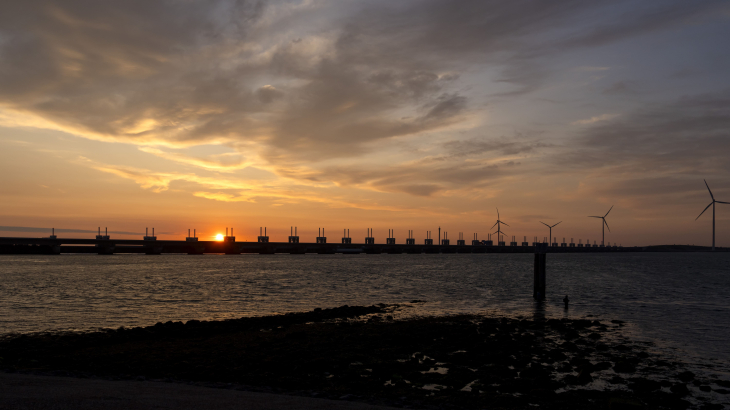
[0,253,728,368]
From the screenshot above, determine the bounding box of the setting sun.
[215,234,224,241]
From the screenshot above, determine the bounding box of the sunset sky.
[1,0,729,246]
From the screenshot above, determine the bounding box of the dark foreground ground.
[1,304,728,410]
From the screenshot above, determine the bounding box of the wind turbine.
[588,205,613,246]
[696,179,729,251]
[492,208,509,244]
[540,221,561,246]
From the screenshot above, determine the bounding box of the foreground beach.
[1,304,728,409]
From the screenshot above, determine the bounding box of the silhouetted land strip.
[1,305,728,409]
[1,236,727,254]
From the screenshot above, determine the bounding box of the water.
[0,253,728,369]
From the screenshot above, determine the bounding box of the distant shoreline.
[2,305,728,409]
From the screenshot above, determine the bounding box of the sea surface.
[0,253,728,370]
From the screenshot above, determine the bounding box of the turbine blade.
[496,208,499,219]
[540,222,550,227]
[717,201,730,204]
[705,179,715,201]
[554,221,562,227]
[604,205,614,218]
[502,222,510,227]
[588,216,601,218]
[491,221,498,229]
[696,202,713,220]
[603,219,611,232]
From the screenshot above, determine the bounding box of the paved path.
[0,372,396,410]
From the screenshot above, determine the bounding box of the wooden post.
[534,243,547,300]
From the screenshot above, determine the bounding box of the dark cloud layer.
[570,91,730,173]
[559,90,730,207]
[1,0,728,198]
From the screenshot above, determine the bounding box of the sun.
[215,233,224,241]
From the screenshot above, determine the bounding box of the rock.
[613,360,637,374]
[569,356,590,367]
[676,371,694,382]
[593,361,612,371]
[595,343,609,351]
[555,362,572,373]
[564,372,592,386]
[608,375,626,384]
[628,377,661,393]
[529,388,556,397]
[561,342,578,352]
[564,330,580,340]
[699,385,711,392]
[699,404,724,410]
[714,379,730,388]
[670,383,690,396]
[577,369,593,384]
[608,397,642,409]
[713,388,730,394]
[548,349,567,361]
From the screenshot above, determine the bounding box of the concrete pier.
[258,227,269,243]
[386,229,395,245]
[316,228,326,244]
[365,228,374,245]
[289,227,299,244]
[342,229,352,244]
[406,230,415,245]
[144,228,157,241]
[186,229,198,242]
[533,243,547,300]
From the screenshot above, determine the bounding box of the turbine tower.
[540,221,561,246]
[696,179,729,251]
[588,205,613,246]
[491,208,509,244]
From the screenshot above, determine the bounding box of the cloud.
[561,90,730,182]
[1,0,727,203]
[602,81,636,95]
[137,147,250,172]
[79,156,438,212]
[444,136,551,157]
[255,85,284,104]
[571,113,619,125]
[575,66,611,72]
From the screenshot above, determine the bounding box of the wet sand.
[0,372,397,409]
[1,304,728,409]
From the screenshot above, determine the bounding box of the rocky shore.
[1,304,728,409]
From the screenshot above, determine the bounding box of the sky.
[1,0,729,246]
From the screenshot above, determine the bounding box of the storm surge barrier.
[0,236,638,255]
